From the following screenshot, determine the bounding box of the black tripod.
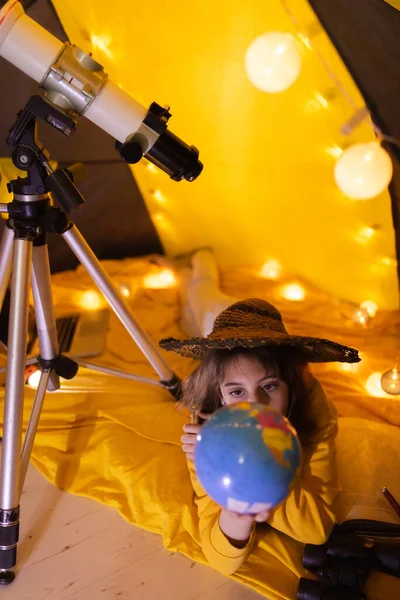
[0,95,181,584]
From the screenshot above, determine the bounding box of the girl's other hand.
[181,412,211,461]
[219,507,272,547]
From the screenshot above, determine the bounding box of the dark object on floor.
[297,519,400,599]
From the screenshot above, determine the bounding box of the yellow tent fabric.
[50,0,398,310]
[0,160,19,211]
[383,1,400,10]
[1,257,399,599]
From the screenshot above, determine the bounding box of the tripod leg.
[19,243,61,486]
[31,242,60,391]
[0,225,14,355]
[0,238,32,584]
[62,224,180,396]
[20,368,51,489]
[0,224,14,312]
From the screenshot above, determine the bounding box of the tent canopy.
[1,0,399,309]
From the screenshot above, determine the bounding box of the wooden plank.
[5,465,261,600]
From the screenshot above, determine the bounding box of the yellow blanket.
[1,257,399,599]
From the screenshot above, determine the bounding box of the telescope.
[0,0,203,181]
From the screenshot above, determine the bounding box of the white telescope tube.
[0,0,147,142]
[0,1,61,81]
[85,80,147,144]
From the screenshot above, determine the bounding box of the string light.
[147,163,159,174]
[355,226,378,244]
[260,259,282,280]
[151,211,175,235]
[296,32,312,50]
[352,307,370,326]
[379,256,396,268]
[119,284,131,298]
[279,282,306,301]
[381,367,400,396]
[365,372,392,398]
[78,290,103,310]
[304,93,330,114]
[360,300,378,318]
[273,5,396,399]
[306,92,329,112]
[243,2,397,203]
[280,1,400,154]
[334,142,393,200]
[338,362,360,374]
[143,269,177,289]
[245,32,302,93]
[153,190,167,205]
[26,368,41,389]
[280,0,358,112]
[325,145,343,159]
[152,212,168,227]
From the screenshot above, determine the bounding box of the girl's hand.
[181,412,211,461]
[219,507,272,547]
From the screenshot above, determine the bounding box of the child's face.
[220,354,289,416]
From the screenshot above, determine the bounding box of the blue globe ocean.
[194,402,302,514]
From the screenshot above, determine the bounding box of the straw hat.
[159,298,360,363]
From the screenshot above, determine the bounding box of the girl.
[160,295,360,576]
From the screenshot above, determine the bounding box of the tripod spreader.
[38,355,78,380]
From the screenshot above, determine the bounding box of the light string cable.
[280,0,400,149]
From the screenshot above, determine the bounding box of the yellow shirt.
[187,377,340,576]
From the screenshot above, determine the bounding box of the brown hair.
[181,346,318,445]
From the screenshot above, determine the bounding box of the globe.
[194,402,302,514]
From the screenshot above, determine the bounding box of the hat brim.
[159,335,360,363]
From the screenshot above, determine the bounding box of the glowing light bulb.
[279,283,306,301]
[380,257,396,267]
[27,368,41,389]
[360,301,378,318]
[143,268,177,289]
[79,290,103,310]
[314,92,328,109]
[355,226,377,244]
[334,142,393,200]
[222,476,232,488]
[119,284,131,298]
[381,367,400,395]
[326,145,343,159]
[297,33,311,50]
[260,259,282,280]
[304,92,330,113]
[245,32,302,93]
[352,307,370,326]
[365,372,391,398]
[153,212,167,227]
[153,190,167,205]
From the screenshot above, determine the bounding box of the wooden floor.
[5,463,262,600]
